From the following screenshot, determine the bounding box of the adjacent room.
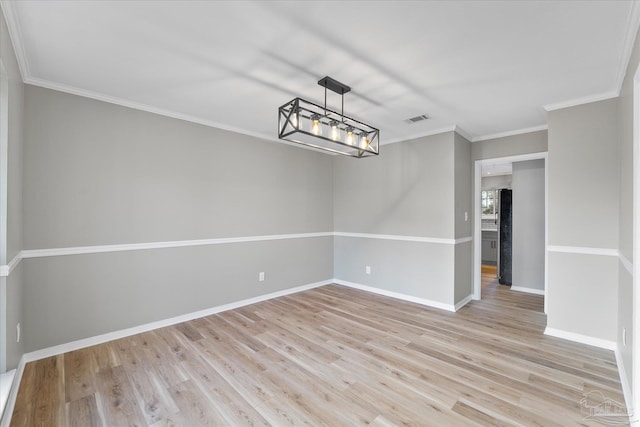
[0,1,638,425]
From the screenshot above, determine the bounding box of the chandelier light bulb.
[310,114,322,136]
[345,127,355,145]
[359,133,370,149]
[329,120,340,141]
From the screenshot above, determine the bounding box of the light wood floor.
[9,275,626,426]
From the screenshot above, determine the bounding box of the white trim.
[25,77,287,146]
[616,0,640,96]
[615,347,634,423]
[454,294,473,311]
[619,251,633,276]
[543,92,619,112]
[0,232,474,277]
[0,356,24,427]
[0,254,21,278]
[454,126,474,143]
[21,232,332,259]
[547,245,619,257]
[633,48,640,427]
[19,279,333,364]
[544,327,616,351]
[0,2,29,81]
[510,286,545,296]
[0,369,14,423]
[334,232,471,245]
[334,279,457,312]
[471,124,548,143]
[455,236,473,244]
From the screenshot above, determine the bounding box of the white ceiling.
[2,1,639,145]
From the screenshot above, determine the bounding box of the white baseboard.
[0,370,15,422]
[333,279,457,312]
[544,327,616,350]
[22,279,332,364]
[454,294,473,311]
[614,347,634,422]
[0,356,24,427]
[510,286,545,296]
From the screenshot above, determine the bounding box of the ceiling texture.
[2,1,640,146]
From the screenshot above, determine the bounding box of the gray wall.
[22,86,334,351]
[547,98,619,342]
[512,159,545,292]
[24,238,331,351]
[1,6,25,372]
[454,132,472,303]
[472,130,548,161]
[333,132,462,305]
[481,174,511,190]
[615,17,640,403]
[334,132,455,238]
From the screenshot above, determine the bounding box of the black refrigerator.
[498,189,512,285]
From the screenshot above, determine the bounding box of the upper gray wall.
[512,159,545,291]
[472,130,548,161]
[454,132,472,302]
[334,132,455,239]
[547,97,619,343]
[454,132,472,239]
[24,86,333,249]
[481,174,511,190]
[548,99,618,249]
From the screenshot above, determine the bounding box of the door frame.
[632,59,640,424]
[473,152,549,313]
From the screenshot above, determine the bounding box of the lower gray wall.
[512,159,545,292]
[24,237,332,352]
[334,237,454,305]
[5,263,23,368]
[547,252,617,341]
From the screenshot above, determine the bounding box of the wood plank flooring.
[9,275,627,426]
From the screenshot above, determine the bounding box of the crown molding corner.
[543,91,619,112]
[471,124,548,143]
[615,0,640,94]
[0,1,30,82]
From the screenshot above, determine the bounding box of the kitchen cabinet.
[482,230,498,265]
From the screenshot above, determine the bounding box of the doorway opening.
[473,152,548,313]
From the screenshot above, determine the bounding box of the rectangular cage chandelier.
[278,76,379,158]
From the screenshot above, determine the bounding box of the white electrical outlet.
[16,323,20,343]
[623,327,627,346]
[366,266,371,275]
[464,211,468,222]
[259,272,265,282]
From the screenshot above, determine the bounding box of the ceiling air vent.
[405,114,430,124]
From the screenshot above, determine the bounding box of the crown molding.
[615,0,640,94]
[543,91,619,112]
[454,126,474,142]
[471,124,548,143]
[0,1,30,80]
[25,77,287,145]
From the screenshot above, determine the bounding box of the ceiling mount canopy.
[278,76,379,158]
